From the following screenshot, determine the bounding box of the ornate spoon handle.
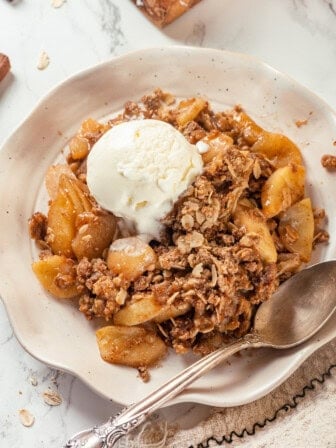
[64,333,262,447]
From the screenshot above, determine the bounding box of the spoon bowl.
[254,260,336,348]
[65,260,336,447]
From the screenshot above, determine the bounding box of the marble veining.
[291,0,336,40]
[185,21,206,46]
[1,0,336,447]
[84,0,126,53]
[324,0,336,15]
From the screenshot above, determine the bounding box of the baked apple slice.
[234,205,277,263]
[261,164,305,218]
[231,110,264,145]
[176,97,207,127]
[32,255,78,299]
[107,237,157,281]
[278,198,314,262]
[252,133,303,168]
[72,212,116,260]
[232,110,303,168]
[96,325,167,367]
[47,174,92,257]
[113,294,163,326]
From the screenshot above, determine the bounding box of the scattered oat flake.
[51,0,66,8]
[29,376,38,387]
[333,140,336,146]
[19,409,35,427]
[43,389,62,406]
[37,51,50,71]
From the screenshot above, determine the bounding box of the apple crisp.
[29,89,328,370]
[132,0,202,28]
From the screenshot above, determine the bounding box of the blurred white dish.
[0,46,335,407]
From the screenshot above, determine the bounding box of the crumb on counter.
[0,53,11,82]
[295,119,308,128]
[321,154,336,170]
[295,112,313,128]
[138,366,150,382]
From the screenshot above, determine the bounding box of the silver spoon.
[64,260,336,448]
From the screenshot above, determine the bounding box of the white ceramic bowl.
[1,47,336,407]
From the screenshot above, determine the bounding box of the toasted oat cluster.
[321,154,336,170]
[29,89,328,372]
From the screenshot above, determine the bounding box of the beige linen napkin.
[116,338,336,447]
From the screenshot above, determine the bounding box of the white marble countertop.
[1,1,336,447]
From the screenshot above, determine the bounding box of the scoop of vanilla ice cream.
[86,119,203,239]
